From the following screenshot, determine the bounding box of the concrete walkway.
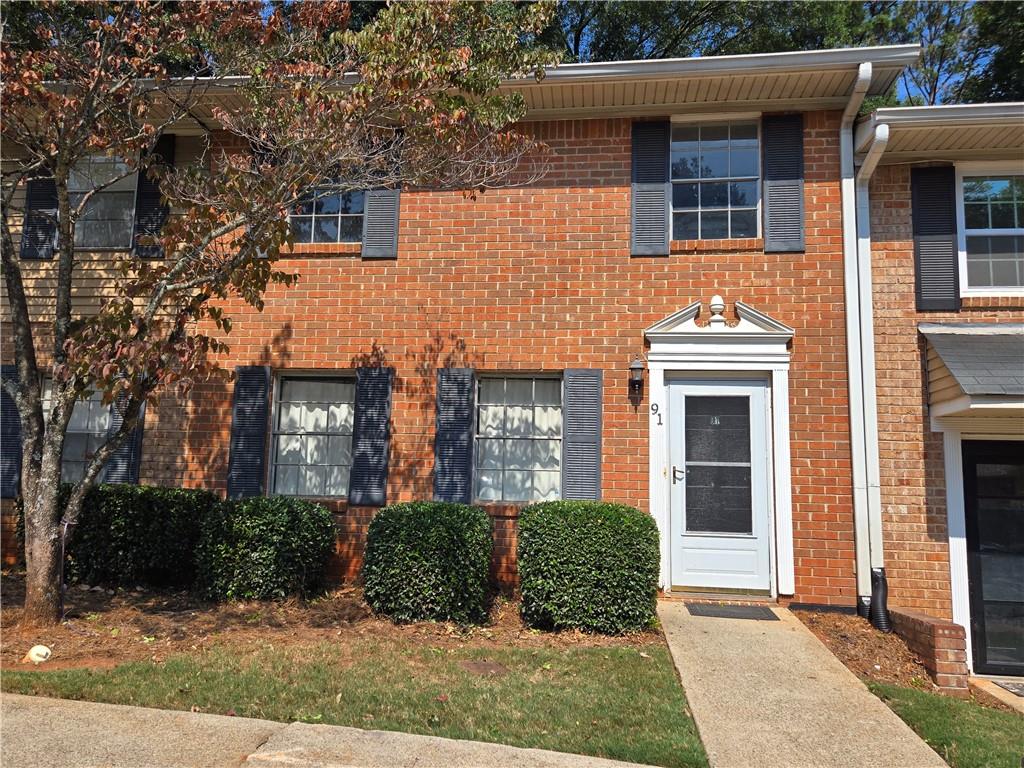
[658,602,947,768]
[0,693,647,768]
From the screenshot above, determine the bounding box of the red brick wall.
[5,113,859,603]
[869,164,1024,618]
[889,607,969,696]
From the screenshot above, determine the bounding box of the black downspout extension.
[869,567,892,632]
[857,595,871,619]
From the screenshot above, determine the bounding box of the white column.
[648,364,670,590]
[942,428,973,672]
[772,367,795,595]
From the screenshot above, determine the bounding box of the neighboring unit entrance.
[668,379,771,592]
[963,440,1024,676]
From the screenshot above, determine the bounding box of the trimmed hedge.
[362,502,492,625]
[194,495,336,601]
[17,484,217,588]
[518,501,660,634]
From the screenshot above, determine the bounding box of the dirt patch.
[459,660,509,677]
[794,610,934,688]
[0,571,659,672]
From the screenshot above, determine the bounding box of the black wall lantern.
[628,354,645,405]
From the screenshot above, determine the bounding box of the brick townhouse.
[3,45,1022,686]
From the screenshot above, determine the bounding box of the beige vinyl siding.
[926,341,965,406]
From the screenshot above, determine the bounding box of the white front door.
[668,379,772,592]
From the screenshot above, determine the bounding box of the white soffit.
[855,103,1024,164]
[508,45,920,120]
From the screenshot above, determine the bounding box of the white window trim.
[669,115,763,241]
[270,372,356,500]
[68,155,140,251]
[955,160,1024,298]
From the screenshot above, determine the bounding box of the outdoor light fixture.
[628,354,645,405]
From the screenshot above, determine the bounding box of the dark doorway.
[963,440,1024,676]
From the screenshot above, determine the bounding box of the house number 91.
[650,403,663,426]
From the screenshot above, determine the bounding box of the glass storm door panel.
[668,380,772,592]
[963,440,1024,676]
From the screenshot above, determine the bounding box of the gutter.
[839,62,875,618]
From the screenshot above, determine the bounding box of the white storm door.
[668,379,771,592]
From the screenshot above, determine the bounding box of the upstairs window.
[42,380,111,483]
[960,173,1024,290]
[475,376,562,503]
[272,377,354,497]
[290,189,365,243]
[671,122,760,240]
[70,156,137,249]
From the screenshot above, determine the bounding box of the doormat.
[994,680,1024,697]
[685,603,779,621]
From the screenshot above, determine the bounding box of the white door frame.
[645,298,795,595]
[935,423,1024,674]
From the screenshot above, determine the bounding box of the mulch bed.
[0,570,659,672]
[794,609,934,688]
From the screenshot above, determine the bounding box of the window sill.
[670,238,764,254]
[283,242,362,256]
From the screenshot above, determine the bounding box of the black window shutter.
[226,366,270,499]
[1,366,21,499]
[104,394,145,484]
[911,166,960,311]
[361,188,400,259]
[631,121,671,256]
[433,368,475,504]
[20,176,58,260]
[349,366,394,506]
[132,134,177,259]
[762,114,805,253]
[562,369,602,500]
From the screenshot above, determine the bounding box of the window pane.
[291,217,313,243]
[730,181,758,207]
[991,260,1022,286]
[325,465,350,496]
[88,401,110,432]
[476,439,503,469]
[730,123,758,142]
[299,465,325,496]
[503,470,532,501]
[479,379,504,404]
[671,151,699,180]
[534,379,561,405]
[673,183,698,209]
[730,148,759,178]
[671,125,699,144]
[478,405,504,437]
[535,471,560,501]
[992,203,1016,229]
[68,402,91,431]
[340,191,365,215]
[967,258,991,288]
[963,178,992,202]
[504,439,533,470]
[673,212,699,240]
[304,435,327,464]
[279,402,302,430]
[302,402,328,431]
[338,216,362,242]
[506,379,533,405]
[277,435,303,464]
[700,150,728,179]
[685,396,750,463]
[731,209,757,238]
[686,465,752,534]
[313,218,339,243]
[701,182,728,208]
[533,440,560,470]
[327,435,352,466]
[965,203,989,229]
[701,125,729,144]
[701,210,729,238]
[534,406,562,437]
[328,403,354,433]
[505,405,533,436]
[315,193,341,215]
[476,470,502,501]
[294,196,315,216]
[64,433,89,463]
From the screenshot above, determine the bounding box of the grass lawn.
[3,637,706,768]
[868,681,1024,768]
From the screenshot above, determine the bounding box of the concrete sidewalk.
[658,602,947,768]
[1,693,648,768]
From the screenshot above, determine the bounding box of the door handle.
[672,466,685,484]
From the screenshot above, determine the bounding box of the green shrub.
[518,501,660,634]
[17,483,217,587]
[195,495,335,601]
[362,502,492,625]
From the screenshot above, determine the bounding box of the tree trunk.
[22,476,64,625]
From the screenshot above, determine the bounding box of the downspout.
[840,62,873,618]
[856,124,891,631]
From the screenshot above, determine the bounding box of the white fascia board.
[528,45,920,89]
